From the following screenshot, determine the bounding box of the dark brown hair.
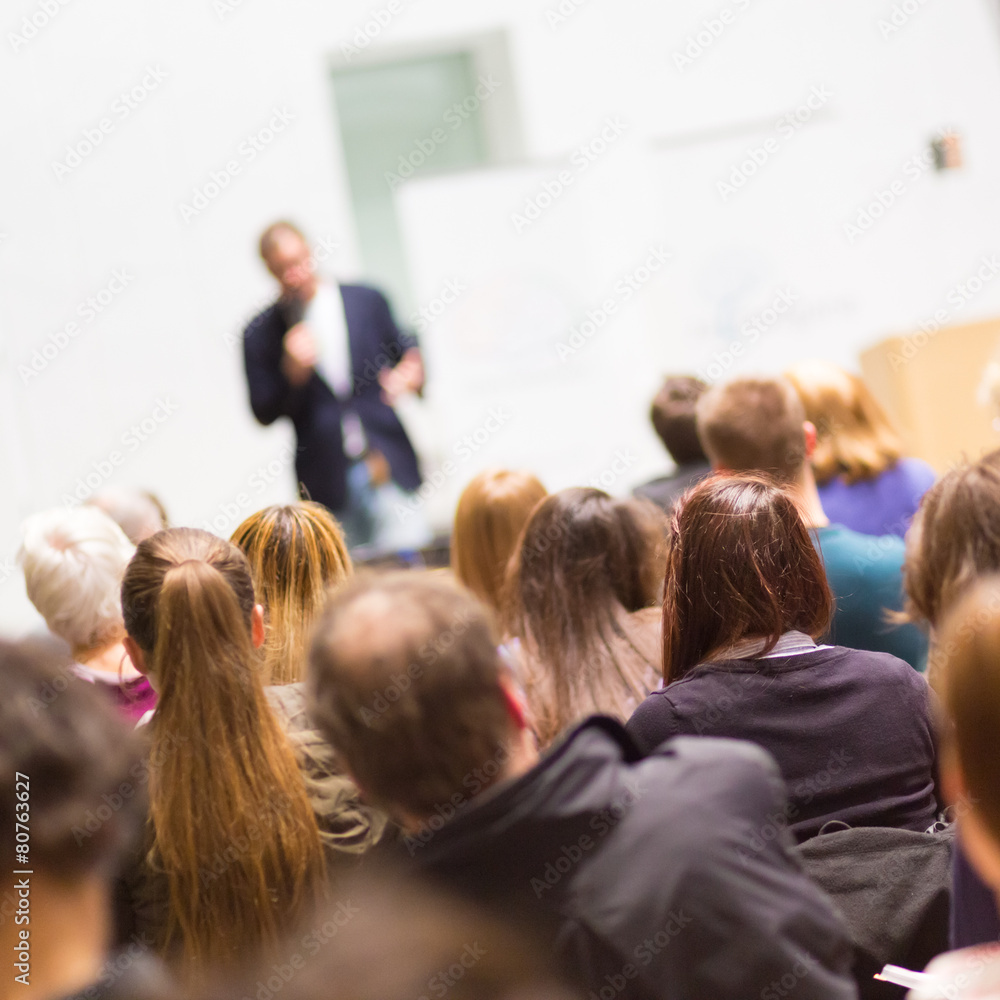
[663,474,832,683]
[309,571,512,820]
[502,488,665,746]
[696,377,807,483]
[650,376,708,465]
[904,452,1000,629]
[0,641,141,880]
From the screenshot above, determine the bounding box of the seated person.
[696,376,928,670]
[902,451,1000,949]
[231,502,353,686]
[0,640,170,1000]
[451,469,546,616]
[632,375,711,514]
[117,528,379,978]
[786,361,935,538]
[502,488,663,747]
[909,579,1000,997]
[626,474,940,842]
[308,571,858,1000]
[18,506,156,721]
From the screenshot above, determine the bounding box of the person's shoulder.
[640,734,782,793]
[339,282,386,305]
[243,301,282,338]
[819,522,905,562]
[895,456,938,490]
[822,644,929,693]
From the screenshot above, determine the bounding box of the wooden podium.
[860,317,1000,473]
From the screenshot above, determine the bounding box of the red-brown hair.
[663,474,832,682]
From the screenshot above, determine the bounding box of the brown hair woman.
[451,470,547,614]
[785,360,935,537]
[120,528,326,974]
[502,488,664,747]
[626,473,939,842]
[231,503,352,685]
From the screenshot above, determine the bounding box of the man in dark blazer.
[243,221,424,547]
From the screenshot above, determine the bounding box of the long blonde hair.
[451,470,547,614]
[785,360,903,485]
[121,528,325,971]
[231,504,352,685]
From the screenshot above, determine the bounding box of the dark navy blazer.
[243,283,421,512]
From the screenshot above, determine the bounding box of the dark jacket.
[632,461,711,515]
[626,646,939,841]
[409,717,858,1000]
[243,283,421,511]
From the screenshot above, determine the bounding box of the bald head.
[308,572,514,820]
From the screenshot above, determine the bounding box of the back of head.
[785,360,903,484]
[904,452,1000,629]
[88,487,167,544]
[309,571,511,821]
[231,503,352,685]
[938,579,1000,868]
[451,469,547,612]
[650,375,708,465]
[663,474,832,682]
[696,377,807,484]
[0,640,141,882]
[120,528,323,970]
[19,506,135,651]
[503,488,665,744]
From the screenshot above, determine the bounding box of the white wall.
[3,0,1000,631]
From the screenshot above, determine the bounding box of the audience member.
[632,375,711,514]
[909,579,1000,995]
[231,503,353,686]
[785,361,935,538]
[502,488,664,746]
[88,488,168,545]
[901,452,1000,950]
[117,528,327,976]
[18,507,156,722]
[209,868,579,1000]
[0,641,171,1000]
[626,474,940,841]
[450,469,546,614]
[308,571,858,1000]
[697,376,928,669]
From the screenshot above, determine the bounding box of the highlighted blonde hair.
[231,503,352,686]
[121,528,325,971]
[785,360,903,485]
[451,470,547,614]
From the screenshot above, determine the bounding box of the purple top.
[71,662,158,722]
[817,457,936,538]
